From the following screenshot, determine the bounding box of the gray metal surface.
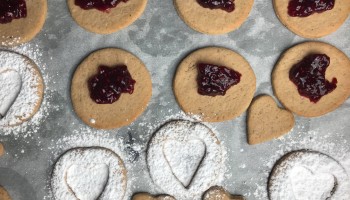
[1,0,350,199]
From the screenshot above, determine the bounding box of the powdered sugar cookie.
[0,0,47,46]
[174,0,254,34]
[67,0,147,34]
[0,51,44,127]
[203,186,245,200]
[147,120,225,200]
[0,186,11,200]
[273,0,350,38]
[132,193,175,200]
[268,150,350,200]
[71,48,152,129]
[51,147,127,200]
[173,47,256,122]
[272,42,350,117]
[247,95,294,145]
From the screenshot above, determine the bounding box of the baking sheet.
[1,0,350,199]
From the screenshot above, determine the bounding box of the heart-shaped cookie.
[132,193,175,200]
[163,139,206,188]
[203,186,245,200]
[290,166,336,200]
[247,95,295,145]
[0,69,21,119]
[66,163,109,200]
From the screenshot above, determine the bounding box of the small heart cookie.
[203,186,245,200]
[247,95,295,145]
[0,186,11,200]
[132,193,175,200]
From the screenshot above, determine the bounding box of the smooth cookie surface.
[173,47,256,122]
[272,42,350,117]
[71,48,152,129]
[67,0,147,34]
[273,0,350,38]
[174,0,254,34]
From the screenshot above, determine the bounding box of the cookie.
[0,186,11,200]
[272,42,350,117]
[132,193,176,200]
[0,0,47,46]
[0,143,4,157]
[0,51,44,127]
[203,186,245,200]
[273,0,350,38]
[174,0,254,34]
[51,147,127,200]
[247,95,294,145]
[268,150,350,199]
[71,48,152,129]
[67,0,147,34]
[147,120,225,199]
[173,47,256,122]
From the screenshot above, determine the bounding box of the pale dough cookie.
[132,193,176,200]
[203,186,245,200]
[173,47,256,122]
[272,42,350,117]
[71,48,152,129]
[247,95,294,145]
[0,51,44,127]
[0,0,47,46]
[174,0,254,34]
[0,143,4,157]
[273,0,350,38]
[67,0,147,34]
[0,186,11,200]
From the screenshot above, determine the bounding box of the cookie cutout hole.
[66,163,109,200]
[162,139,206,188]
[0,69,22,119]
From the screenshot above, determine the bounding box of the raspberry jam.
[197,0,235,13]
[197,63,241,96]
[0,0,27,24]
[288,0,335,17]
[75,0,128,12]
[289,54,337,103]
[88,65,136,104]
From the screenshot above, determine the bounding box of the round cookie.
[71,48,152,129]
[268,150,350,200]
[174,0,254,34]
[272,42,350,117]
[51,147,127,200]
[0,0,47,46]
[0,186,11,200]
[273,0,350,38]
[132,193,176,200]
[147,120,225,199]
[67,0,147,34]
[173,47,256,122]
[0,51,44,127]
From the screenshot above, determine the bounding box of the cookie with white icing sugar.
[268,150,350,200]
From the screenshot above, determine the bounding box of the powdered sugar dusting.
[147,120,226,200]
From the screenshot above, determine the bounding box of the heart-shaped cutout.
[66,163,109,200]
[132,192,175,200]
[0,69,21,119]
[163,139,206,188]
[203,186,245,200]
[290,166,336,200]
[247,95,295,145]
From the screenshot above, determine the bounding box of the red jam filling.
[288,0,335,17]
[197,63,241,96]
[289,54,337,103]
[0,0,27,24]
[197,0,235,13]
[88,65,136,104]
[75,0,128,12]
